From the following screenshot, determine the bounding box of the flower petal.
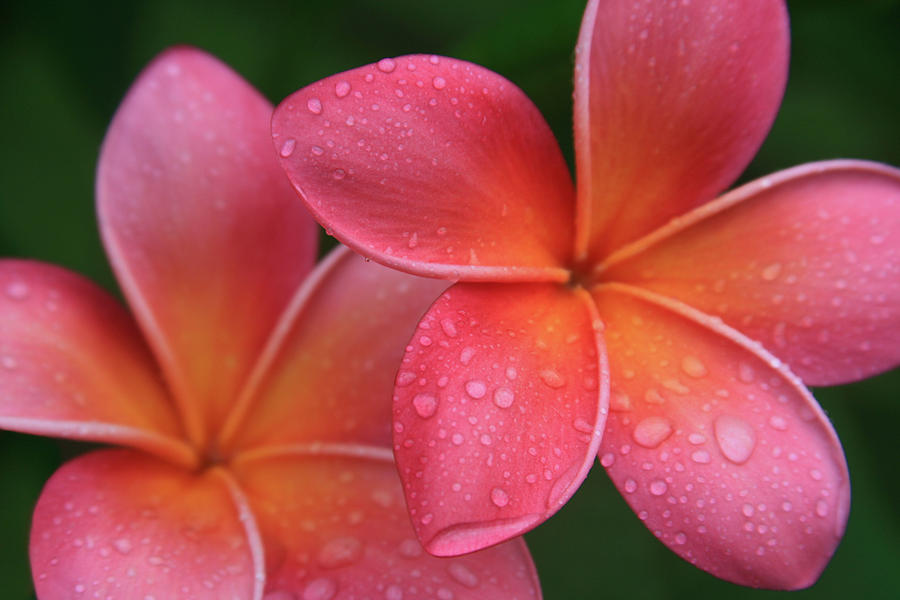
[273,55,574,282]
[96,47,318,447]
[0,260,195,467]
[232,451,542,599]
[592,284,849,589]
[219,246,448,453]
[573,0,789,260]
[393,282,608,555]
[30,449,263,599]
[600,161,900,385]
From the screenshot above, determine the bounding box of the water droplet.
[816,500,829,517]
[412,393,437,418]
[490,487,509,507]
[5,281,29,300]
[600,452,615,467]
[632,416,673,448]
[317,536,362,568]
[310,145,324,156]
[691,450,711,464]
[332,168,346,180]
[447,563,479,588]
[714,415,756,464]
[334,81,351,98]
[465,380,486,399]
[306,98,323,115]
[492,387,514,408]
[302,577,336,600]
[624,479,638,493]
[279,138,296,157]
[440,318,457,337]
[737,362,755,383]
[1,356,16,370]
[396,371,416,387]
[681,356,707,378]
[113,538,132,555]
[459,347,476,365]
[768,415,788,431]
[761,263,782,281]
[674,532,687,545]
[649,480,667,496]
[742,503,754,517]
[432,76,447,90]
[377,58,397,73]
[539,369,565,389]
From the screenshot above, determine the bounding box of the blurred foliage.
[1,0,898,598]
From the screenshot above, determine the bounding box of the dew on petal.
[632,416,673,449]
[412,394,438,418]
[447,563,478,588]
[490,487,510,507]
[714,414,756,464]
[492,387,514,408]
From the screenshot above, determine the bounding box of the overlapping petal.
[0,260,194,467]
[97,47,317,447]
[273,55,574,282]
[219,247,448,454]
[232,453,542,599]
[599,161,900,385]
[592,284,849,589]
[31,449,264,600]
[573,0,789,260]
[392,282,608,555]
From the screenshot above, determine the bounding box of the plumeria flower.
[0,48,543,599]
[271,0,900,589]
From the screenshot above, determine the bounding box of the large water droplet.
[632,416,673,448]
[432,76,447,90]
[761,263,782,281]
[306,98,323,115]
[490,487,509,507]
[334,81,351,98]
[492,387,514,408]
[539,370,565,389]
[412,394,438,418]
[680,356,707,378]
[113,538,132,555]
[714,414,756,464]
[302,577,337,600]
[465,380,486,399]
[377,58,397,73]
[447,563,479,588]
[649,480,667,496]
[279,138,296,158]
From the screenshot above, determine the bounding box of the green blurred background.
[1,0,898,597]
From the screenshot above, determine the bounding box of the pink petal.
[31,449,264,600]
[218,246,448,453]
[573,0,789,260]
[393,283,608,555]
[592,284,849,589]
[232,451,542,599]
[96,47,318,447]
[0,260,195,467]
[600,161,900,385]
[273,55,574,282]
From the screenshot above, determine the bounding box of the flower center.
[565,258,597,290]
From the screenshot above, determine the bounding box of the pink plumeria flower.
[271,0,900,589]
[0,48,543,599]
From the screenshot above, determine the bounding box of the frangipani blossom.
[272,0,900,590]
[0,48,542,599]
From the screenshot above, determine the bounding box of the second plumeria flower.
[272,0,900,590]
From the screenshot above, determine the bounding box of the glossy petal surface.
[593,285,849,589]
[393,283,608,555]
[601,161,900,385]
[97,48,317,445]
[222,247,448,453]
[234,453,542,599]
[573,0,788,259]
[0,260,192,466]
[31,449,262,600]
[273,55,574,281]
